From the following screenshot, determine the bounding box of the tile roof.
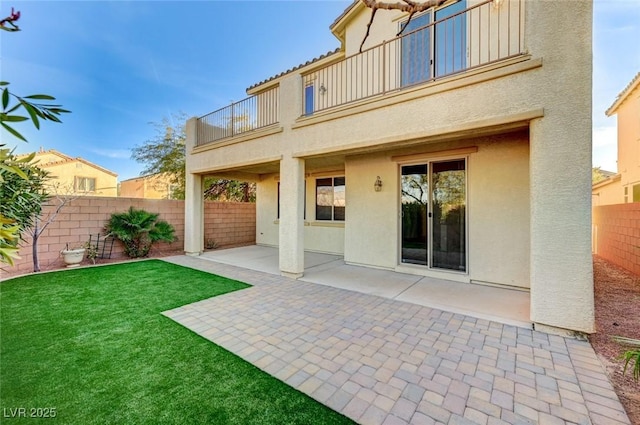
[246,48,342,92]
[606,71,640,116]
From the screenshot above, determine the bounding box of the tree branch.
[361,0,445,13]
[397,10,416,36]
[0,7,20,32]
[360,7,378,53]
[360,0,449,48]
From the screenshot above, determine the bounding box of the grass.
[0,261,354,424]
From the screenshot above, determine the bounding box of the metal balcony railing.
[302,0,524,115]
[196,86,279,146]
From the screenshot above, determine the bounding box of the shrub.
[613,336,640,382]
[105,207,176,258]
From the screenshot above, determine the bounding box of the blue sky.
[2,0,639,180]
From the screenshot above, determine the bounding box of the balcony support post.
[278,156,305,278]
[184,117,204,256]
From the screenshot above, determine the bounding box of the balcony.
[196,86,279,147]
[196,0,524,146]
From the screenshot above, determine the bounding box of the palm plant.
[105,207,176,258]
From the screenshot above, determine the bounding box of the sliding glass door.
[401,165,429,265]
[400,159,466,272]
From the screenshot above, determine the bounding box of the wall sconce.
[374,176,383,192]
[319,84,327,95]
[492,0,503,9]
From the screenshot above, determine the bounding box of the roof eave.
[592,173,621,190]
[330,1,363,42]
[606,71,640,116]
[246,48,344,95]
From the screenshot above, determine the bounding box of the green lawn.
[0,261,353,424]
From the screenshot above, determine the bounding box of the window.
[401,12,432,86]
[434,0,467,77]
[401,0,467,86]
[304,84,314,116]
[624,186,629,203]
[316,177,345,221]
[75,176,96,192]
[634,184,640,203]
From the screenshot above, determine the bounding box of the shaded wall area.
[4,197,255,275]
[593,203,640,276]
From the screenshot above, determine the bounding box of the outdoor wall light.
[374,176,383,192]
[319,84,327,95]
[493,0,503,9]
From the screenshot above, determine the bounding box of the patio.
[194,245,530,328]
[163,250,631,425]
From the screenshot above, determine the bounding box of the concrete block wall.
[204,202,256,248]
[593,202,640,276]
[4,197,255,275]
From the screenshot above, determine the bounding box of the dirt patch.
[590,256,640,425]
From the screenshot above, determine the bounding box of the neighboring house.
[25,148,118,197]
[592,72,640,206]
[184,0,594,333]
[119,173,176,199]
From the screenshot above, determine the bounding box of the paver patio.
[162,255,631,425]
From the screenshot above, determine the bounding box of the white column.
[279,156,305,278]
[184,117,204,256]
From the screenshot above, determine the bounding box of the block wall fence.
[593,202,640,276]
[3,197,255,276]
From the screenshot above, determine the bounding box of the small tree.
[28,184,87,272]
[592,167,608,185]
[131,114,255,202]
[0,148,49,266]
[0,7,70,267]
[105,207,176,258]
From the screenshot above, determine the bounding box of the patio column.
[184,117,204,256]
[279,156,305,278]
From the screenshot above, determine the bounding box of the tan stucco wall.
[186,0,594,332]
[256,134,530,289]
[41,161,118,197]
[592,177,623,206]
[526,0,593,333]
[343,134,529,288]
[120,174,173,199]
[616,84,640,200]
[256,174,346,255]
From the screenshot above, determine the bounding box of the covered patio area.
[195,245,531,328]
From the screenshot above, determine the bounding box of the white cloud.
[593,125,617,148]
[88,148,131,159]
[592,125,618,171]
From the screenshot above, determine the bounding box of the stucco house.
[25,148,118,197]
[119,173,176,199]
[184,0,594,334]
[592,72,640,206]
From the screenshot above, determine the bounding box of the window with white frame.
[75,176,96,192]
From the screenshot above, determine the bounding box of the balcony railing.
[197,86,279,146]
[302,0,524,115]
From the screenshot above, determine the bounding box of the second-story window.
[304,83,314,116]
[401,0,467,86]
[316,177,345,221]
[75,176,96,192]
